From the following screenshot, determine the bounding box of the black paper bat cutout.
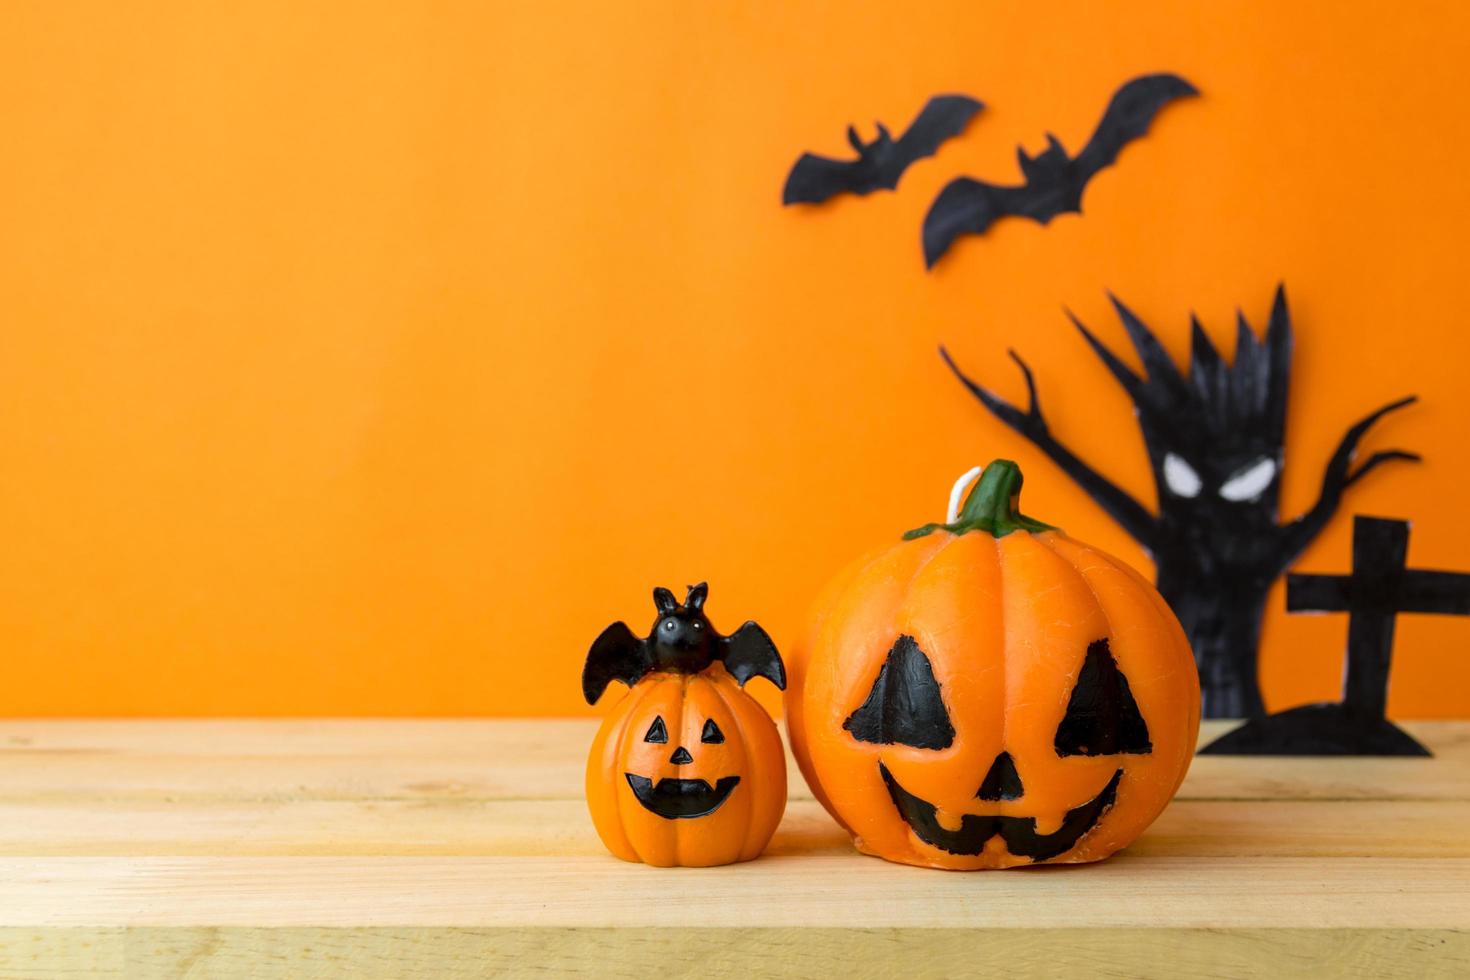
[581,582,786,704]
[922,73,1197,267]
[782,94,984,206]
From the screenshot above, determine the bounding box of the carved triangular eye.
[644,716,668,744]
[843,635,955,750]
[1054,639,1152,757]
[701,719,724,744]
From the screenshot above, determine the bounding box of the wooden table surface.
[0,719,1466,978]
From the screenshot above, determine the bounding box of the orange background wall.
[1,2,1467,717]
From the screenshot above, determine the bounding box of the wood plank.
[1,719,1466,803]
[0,856,1466,929]
[0,798,1464,859]
[0,719,595,756]
[1,927,1465,980]
[0,719,595,803]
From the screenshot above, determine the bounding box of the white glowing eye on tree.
[1220,457,1278,502]
[1162,453,1202,498]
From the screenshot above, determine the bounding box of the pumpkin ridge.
[889,535,963,728]
[1030,529,1123,683]
[902,532,958,603]
[592,685,643,861]
[614,674,672,861]
[880,534,957,667]
[1061,539,1195,695]
[818,534,952,857]
[1089,545,1196,680]
[1002,531,1128,840]
[736,678,787,861]
[983,530,1008,787]
[1040,532,1201,841]
[672,673,692,867]
[792,540,930,831]
[1079,543,1200,798]
[712,673,757,859]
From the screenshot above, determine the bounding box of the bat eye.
[662,620,677,632]
[701,719,724,744]
[1162,452,1202,498]
[644,716,669,743]
[1219,456,1277,502]
[692,621,703,630]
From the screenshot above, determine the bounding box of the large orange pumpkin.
[584,584,787,867]
[786,460,1199,870]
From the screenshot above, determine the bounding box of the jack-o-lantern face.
[852,634,1149,860]
[623,713,741,819]
[785,461,1199,870]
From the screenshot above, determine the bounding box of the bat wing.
[783,152,869,205]
[922,177,1031,267]
[1073,73,1197,180]
[783,94,981,205]
[892,94,984,171]
[719,621,786,690]
[581,621,651,704]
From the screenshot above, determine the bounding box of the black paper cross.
[1202,515,1470,756]
[1289,517,1470,717]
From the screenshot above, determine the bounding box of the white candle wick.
[946,466,985,524]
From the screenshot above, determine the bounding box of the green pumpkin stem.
[903,459,1056,540]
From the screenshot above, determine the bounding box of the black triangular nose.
[976,751,1024,801]
[669,746,694,765]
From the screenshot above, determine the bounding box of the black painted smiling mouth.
[878,763,1122,860]
[625,774,741,819]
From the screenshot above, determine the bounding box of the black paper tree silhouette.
[942,286,1419,718]
[1202,516,1470,755]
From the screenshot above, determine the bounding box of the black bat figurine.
[922,73,1197,267]
[582,582,786,704]
[782,94,984,206]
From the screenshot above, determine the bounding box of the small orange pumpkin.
[583,584,787,867]
[786,460,1199,870]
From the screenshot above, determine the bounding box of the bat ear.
[846,125,864,152]
[685,582,708,612]
[653,587,678,614]
[875,121,892,141]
